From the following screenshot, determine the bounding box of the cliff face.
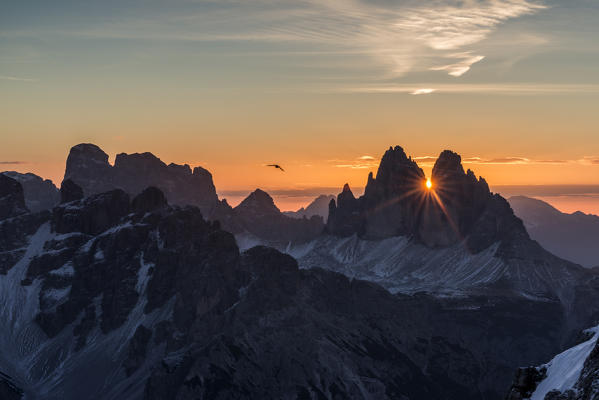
[63,143,219,216]
[1,171,60,212]
[0,174,28,220]
[327,146,530,255]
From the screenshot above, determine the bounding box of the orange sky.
[2,0,599,213]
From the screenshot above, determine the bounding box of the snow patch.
[529,325,599,400]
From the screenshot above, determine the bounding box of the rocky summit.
[226,189,324,247]
[327,146,534,255]
[63,143,219,216]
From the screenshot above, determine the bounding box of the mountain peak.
[328,145,528,254]
[62,143,219,215]
[235,189,280,218]
[432,150,464,177]
[67,143,110,167]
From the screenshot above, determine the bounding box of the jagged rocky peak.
[64,143,115,196]
[60,179,84,204]
[114,151,166,171]
[62,143,219,216]
[0,174,28,220]
[431,149,464,177]
[418,149,496,247]
[338,183,356,204]
[234,188,281,218]
[327,145,530,254]
[2,171,60,212]
[367,145,425,195]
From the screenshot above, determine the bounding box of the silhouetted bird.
[267,164,285,172]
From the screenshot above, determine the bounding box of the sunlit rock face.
[63,143,219,216]
[326,146,530,254]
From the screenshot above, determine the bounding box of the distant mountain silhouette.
[227,189,324,247]
[326,146,528,255]
[283,194,335,221]
[1,171,59,212]
[63,143,220,216]
[3,144,599,399]
[509,196,599,268]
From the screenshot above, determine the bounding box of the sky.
[1,0,599,212]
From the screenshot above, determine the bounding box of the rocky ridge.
[0,178,581,400]
[1,171,60,212]
[63,143,220,217]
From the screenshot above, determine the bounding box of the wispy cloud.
[0,75,36,82]
[430,53,485,77]
[414,155,599,167]
[331,155,379,169]
[6,0,547,79]
[344,83,599,95]
[411,88,436,95]
[0,161,27,165]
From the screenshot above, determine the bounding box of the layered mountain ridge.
[2,143,599,399]
[509,196,599,268]
[0,178,579,400]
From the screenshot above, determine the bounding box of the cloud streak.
[0,75,36,82]
[414,155,599,166]
[344,83,599,95]
[0,161,27,165]
[6,0,547,79]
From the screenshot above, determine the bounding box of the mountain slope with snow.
[507,325,599,400]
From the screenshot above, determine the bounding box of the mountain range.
[508,196,599,268]
[1,143,599,399]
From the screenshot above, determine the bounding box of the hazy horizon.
[5,142,599,215]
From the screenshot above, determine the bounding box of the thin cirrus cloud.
[333,154,596,170]
[429,53,486,77]
[344,83,599,95]
[0,161,27,165]
[0,75,36,82]
[411,88,436,95]
[414,156,597,166]
[12,0,548,80]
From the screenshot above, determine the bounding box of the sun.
[425,179,432,189]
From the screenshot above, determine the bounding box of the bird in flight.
[267,164,285,172]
